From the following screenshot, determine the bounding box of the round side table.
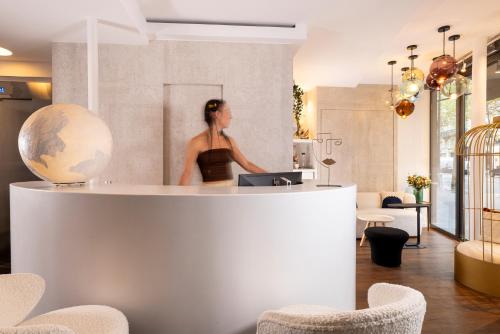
[357,214,395,247]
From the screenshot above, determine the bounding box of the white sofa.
[356,192,426,238]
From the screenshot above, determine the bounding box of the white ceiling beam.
[150,22,307,44]
[119,0,151,43]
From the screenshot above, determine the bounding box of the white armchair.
[0,273,128,334]
[257,283,426,334]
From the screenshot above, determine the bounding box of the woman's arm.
[178,139,200,185]
[229,137,267,173]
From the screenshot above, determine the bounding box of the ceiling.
[0,0,499,89]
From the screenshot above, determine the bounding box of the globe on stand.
[18,104,113,184]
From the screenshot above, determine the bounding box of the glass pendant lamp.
[441,34,470,99]
[400,45,424,99]
[402,67,425,82]
[429,25,458,86]
[386,60,401,110]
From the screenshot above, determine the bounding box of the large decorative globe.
[18,104,113,184]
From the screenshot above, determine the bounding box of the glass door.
[431,95,458,234]
[430,58,472,238]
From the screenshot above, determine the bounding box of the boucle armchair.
[257,283,426,334]
[0,273,128,334]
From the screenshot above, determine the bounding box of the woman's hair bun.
[204,99,225,125]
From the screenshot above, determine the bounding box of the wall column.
[471,37,488,126]
[86,17,99,113]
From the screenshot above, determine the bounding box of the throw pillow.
[381,192,404,208]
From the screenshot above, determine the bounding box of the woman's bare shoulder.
[226,135,238,146]
[188,131,208,148]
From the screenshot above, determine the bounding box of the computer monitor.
[238,172,302,186]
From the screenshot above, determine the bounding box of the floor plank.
[356,230,500,333]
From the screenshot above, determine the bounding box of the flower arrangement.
[407,175,432,190]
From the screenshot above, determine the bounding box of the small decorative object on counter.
[293,153,299,169]
[300,152,307,168]
[406,174,432,203]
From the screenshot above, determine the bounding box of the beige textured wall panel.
[316,85,395,191]
[52,43,164,184]
[164,84,223,185]
[97,44,164,184]
[52,41,293,184]
[52,43,87,107]
[163,41,294,180]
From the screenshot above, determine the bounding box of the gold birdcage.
[455,116,500,296]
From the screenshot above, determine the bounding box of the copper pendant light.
[429,25,458,86]
[395,99,415,119]
[426,72,441,90]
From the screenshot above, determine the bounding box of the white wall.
[396,90,430,198]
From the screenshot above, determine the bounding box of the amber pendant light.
[396,66,415,119]
[395,99,415,119]
[429,25,458,87]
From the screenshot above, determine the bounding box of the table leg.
[427,206,431,231]
[360,221,371,247]
[416,207,421,245]
[404,207,426,249]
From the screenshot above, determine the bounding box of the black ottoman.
[365,227,409,267]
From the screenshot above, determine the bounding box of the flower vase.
[414,189,423,203]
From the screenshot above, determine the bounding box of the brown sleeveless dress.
[196,148,233,182]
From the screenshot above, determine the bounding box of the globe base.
[54,182,87,187]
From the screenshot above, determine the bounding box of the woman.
[179,99,266,186]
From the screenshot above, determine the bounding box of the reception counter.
[10,181,356,334]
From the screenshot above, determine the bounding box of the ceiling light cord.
[443,29,446,55]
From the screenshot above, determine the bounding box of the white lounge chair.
[0,273,128,334]
[257,283,426,334]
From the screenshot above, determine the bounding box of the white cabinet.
[294,168,317,180]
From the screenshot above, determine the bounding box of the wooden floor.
[357,229,500,334]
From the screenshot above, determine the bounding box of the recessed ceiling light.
[0,47,13,56]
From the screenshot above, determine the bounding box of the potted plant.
[407,175,432,203]
[293,83,309,139]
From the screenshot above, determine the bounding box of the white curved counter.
[10,181,356,334]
